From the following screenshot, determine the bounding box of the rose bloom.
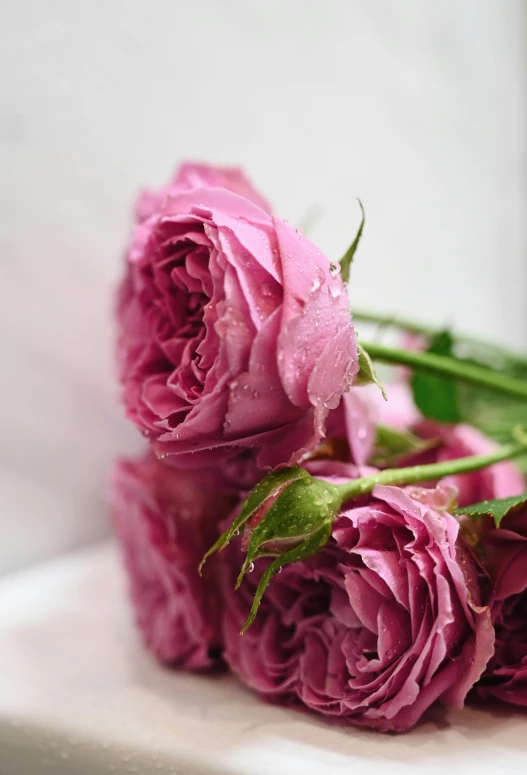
[221,482,494,731]
[366,382,525,506]
[476,505,527,706]
[135,161,272,223]
[117,162,358,469]
[111,451,234,669]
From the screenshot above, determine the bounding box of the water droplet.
[234,529,240,537]
[277,566,283,574]
[247,561,255,573]
[329,262,339,276]
[329,280,342,299]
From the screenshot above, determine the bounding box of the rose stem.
[335,438,527,503]
[358,340,527,401]
[353,309,527,367]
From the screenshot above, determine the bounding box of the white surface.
[0,1,526,573]
[0,543,526,775]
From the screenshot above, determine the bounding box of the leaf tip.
[235,562,248,590]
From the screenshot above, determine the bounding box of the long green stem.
[354,309,435,337]
[354,309,527,367]
[336,439,527,502]
[359,341,527,401]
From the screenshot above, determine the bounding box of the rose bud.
[111,451,235,669]
[474,500,527,706]
[200,467,341,631]
[220,481,494,732]
[116,166,358,470]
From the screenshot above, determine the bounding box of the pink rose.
[117,175,358,469]
[111,451,234,669]
[135,162,272,222]
[221,482,494,731]
[367,382,525,506]
[476,505,527,706]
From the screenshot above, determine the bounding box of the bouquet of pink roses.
[111,162,527,732]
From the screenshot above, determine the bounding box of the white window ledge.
[0,544,526,774]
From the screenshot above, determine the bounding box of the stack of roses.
[112,162,527,732]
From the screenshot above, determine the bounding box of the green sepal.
[370,424,440,467]
[456,493,527,528]
[355,344,387,400]
[241,521,333,633]
[339,199,365,283]
[198,466,308,573]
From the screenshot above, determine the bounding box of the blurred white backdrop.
[0,0,526,573]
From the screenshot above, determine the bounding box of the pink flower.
[135,162,272,222]
[476,505,527,706]
[111,451,234,669]
[367,382,525,506]
[117,170,358,470]
[221,482,494,731]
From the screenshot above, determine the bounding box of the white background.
[1,0,526,573]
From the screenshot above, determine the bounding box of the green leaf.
[198,466,308,573]
[456,356,527,443]
[339,199,365,283]
[356,344,387,400]
[456,493,527,528]
[354,311,527,455]
[409,328,527,435]
[411,330,461,422]
[370,424,440,467]
[454,344,527,471]
[240,522,333,633]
